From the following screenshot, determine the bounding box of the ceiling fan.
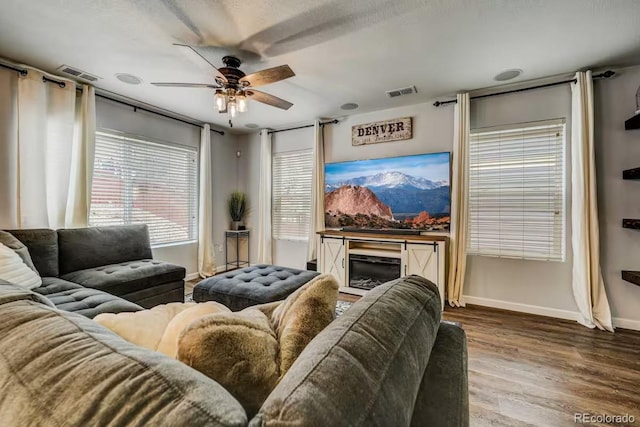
[151,44,295,126]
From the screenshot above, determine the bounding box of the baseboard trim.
[461,295,640,331]
[185,272,200,281]
[462,295,580,321]
[185,266,227,281]
[613,317,640,331]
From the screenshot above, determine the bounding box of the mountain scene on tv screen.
[324,154,451,231]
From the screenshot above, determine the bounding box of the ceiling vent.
[386,85,418,98]
[57,65,100,82]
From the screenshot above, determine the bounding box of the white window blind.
[272,150,313,240]
[90,131,198,246]
[468,120,566,261]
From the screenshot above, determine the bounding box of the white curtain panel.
[17,68,77,229]
[257,129,273,264]
[306,120,325,262]
[571,71,614,332]
[447,92,470,307]
[198,124,216,278]
[0,66,19,228]
[65,84,96,228]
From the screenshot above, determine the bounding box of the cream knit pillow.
[0,242,42,289]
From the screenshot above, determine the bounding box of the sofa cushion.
[6,229,59,277]
[0,282,247,427]
[250,275,442,427]
[0,230,37,272]
[0,242,42,289]
[0,279,54,308]
[57,224,153,275]
[34,277,143,319]
[60,259,185,297]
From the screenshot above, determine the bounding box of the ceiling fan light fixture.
[237,93,248,113]
[215,90,226,112]
[228,100,238,118]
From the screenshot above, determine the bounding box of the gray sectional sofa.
[0,274,468,426]
[3,224,185,317]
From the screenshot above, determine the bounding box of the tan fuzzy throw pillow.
[176,274,339,415]
[269,274,339,376]
[178,309,280,417]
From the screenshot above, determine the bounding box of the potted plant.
[228,191,247,230]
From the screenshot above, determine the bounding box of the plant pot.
[231,221,242,231]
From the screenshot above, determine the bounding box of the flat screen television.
[324,152,451,231]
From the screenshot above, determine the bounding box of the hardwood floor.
[443,305,640,427]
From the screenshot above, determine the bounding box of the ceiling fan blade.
[240,65,295,88]
[173,43,227,83]
[151,82,220,89]
[246,89,293,110]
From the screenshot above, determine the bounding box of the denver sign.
[352,117,412,146]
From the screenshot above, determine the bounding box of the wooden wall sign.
[352,117,412,146]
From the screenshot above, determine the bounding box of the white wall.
[236,127,314,269]
[324,103,454,163]
[96,98,236,276]
[236,132,261,265]
[465,85,577,314]
[594,65,640,328]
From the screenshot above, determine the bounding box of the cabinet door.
[402,243,444,308]
[402,243,438,283]
[320,238,346,286]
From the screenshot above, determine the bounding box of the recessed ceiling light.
[341,102,359,110]
[494,69,522,82]
[116,73,143,85]
[245,123,259,129]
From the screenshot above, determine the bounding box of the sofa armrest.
[411,322,469,427]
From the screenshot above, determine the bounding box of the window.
[467,120,566,261]
[272,150,313,240]
[90,131,198,246]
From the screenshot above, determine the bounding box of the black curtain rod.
[0,62,27,76]
[268,119,339,134]
[433,70,616,107]
[96,94,224,135]
[0,62,225,135]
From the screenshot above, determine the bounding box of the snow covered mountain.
[325,171,447,192]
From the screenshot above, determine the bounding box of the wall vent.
[57,65,100,82]
[385,85,418,98]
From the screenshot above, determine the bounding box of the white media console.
[317,230,447,308]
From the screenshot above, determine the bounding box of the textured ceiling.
[0,0,639,132]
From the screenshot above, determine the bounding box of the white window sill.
[274,238,309,243]
[152,240,197,249]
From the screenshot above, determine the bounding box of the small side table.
[225,230,250,272]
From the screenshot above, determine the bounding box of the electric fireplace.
[348,254,401,290]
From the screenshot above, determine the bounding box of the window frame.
[467,119,567,262]
[271,148,313,242]
[90,128,199,248]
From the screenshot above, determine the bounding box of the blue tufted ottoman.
[193,265,320,311]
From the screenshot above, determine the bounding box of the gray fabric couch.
[3,225,185,316]
[0,275,468,426]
